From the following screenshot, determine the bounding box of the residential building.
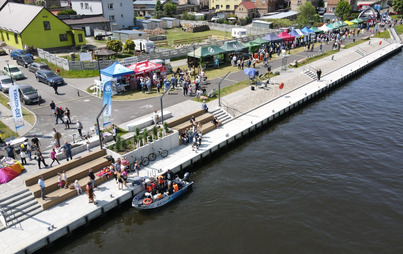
[0,3,85,50]
[60,15,110,36]
[290,0,319,11]
[71,0,134,29]
[234,1,259,19]
[209,0,242,12]
[253,0,287,14]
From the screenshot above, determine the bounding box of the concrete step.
[1,193,34,211]
[0,189,30,204]
[1,206,43,231]
[6,203,42,223]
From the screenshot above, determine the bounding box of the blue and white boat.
[132,173,193,210]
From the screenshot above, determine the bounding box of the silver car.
[0,75,14,93]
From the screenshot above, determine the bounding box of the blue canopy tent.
[262,33,283,43]
[100,61,135,78]
[289,29,302,39]
[301,27,315,43]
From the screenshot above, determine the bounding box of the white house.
[70,0,134,30]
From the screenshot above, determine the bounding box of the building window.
[234,5,238,9]
[85,3,89,9]
[78,34,83,43]
[59,34,68,41]
[6,33,9,40]
[221,5,223,7]
[298,0,301,4]
[121,14,123,18]
[226,5,230,9]
[14,33,18,44]
[108,3,114,9]
[216,5,219,9]
[109,15,115,21]
[120,3,122,6]
[80,3,83,9]
[43,21,51,30]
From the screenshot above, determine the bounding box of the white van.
[132,39,155,54]
[231,28,248,38]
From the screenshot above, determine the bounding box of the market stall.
[187,45,227,68]
[99,61,135,94]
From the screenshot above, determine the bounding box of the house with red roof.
[234,1,258,19]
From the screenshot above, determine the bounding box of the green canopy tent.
[187,45,227,68]
[250,37,269,45]
[243,41,261,52]
[220,40,248,52]
[350,18,364,24]
[310,26,323,33]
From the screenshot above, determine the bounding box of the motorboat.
[132,172,193,210]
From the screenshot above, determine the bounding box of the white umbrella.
[319,24,332,32]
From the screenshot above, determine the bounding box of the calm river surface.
[44,52,403,254]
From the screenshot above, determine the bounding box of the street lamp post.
[193,42,196,82]
[5,60,14,86]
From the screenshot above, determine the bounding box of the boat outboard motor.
[183,172,190,182]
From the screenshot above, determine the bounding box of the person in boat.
[173,182,179,192]
[167,182,174,195]
[166,169,176,181]
[153,190,163,200]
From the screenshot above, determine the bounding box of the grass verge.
[86,85,162,101]
[36,59,99,78]
[0,93,35,138]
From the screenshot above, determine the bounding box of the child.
[62,171,68,189]
[74,180,82,195]
[57,173,63,189]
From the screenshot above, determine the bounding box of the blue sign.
[9,85,24,130]
[102,81,112,126]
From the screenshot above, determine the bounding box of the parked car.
[17,84,41,105]
[0,75,14,93]
[10,50,33,60]
[16,55,34,68]
[28,62,50,73]
[35,69,65,87]
[2,65,25,80]
[0,47,7,55]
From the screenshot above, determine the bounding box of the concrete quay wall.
[4,42,402,254]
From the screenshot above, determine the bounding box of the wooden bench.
[24,149,107,186]
[166,109,205,128]
[35,173,111,210]
[172,113,214,134]
[27,156,111,198]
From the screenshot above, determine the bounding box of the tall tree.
[318,0,325,8]
[393,0,403,18]
[155,0,163,11]
[335,0,352,20]
[106,40,123,53]
[297,2,319,27]
[163,1,177,17]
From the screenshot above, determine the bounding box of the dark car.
[0,47,7,55]
[16,55,34,68]
[35,69,65,87]
[17,84,41,105]
[10,50,33,60]
[28,62,50,73]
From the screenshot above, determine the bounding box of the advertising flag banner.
[102,80,113,126]
[9,85,24,130]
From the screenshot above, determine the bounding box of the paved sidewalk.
[0,103,34,137]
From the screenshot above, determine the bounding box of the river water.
[43,52,403,254]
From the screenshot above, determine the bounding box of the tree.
[123,39,135,53]
[57,9,77,16]
[335,0,352,20]
[163,1,177,17]
[106,40,123,53]
[318,0,325,8]
[393,0,403,18]
[297,2,319,27]
[155,0,163,12]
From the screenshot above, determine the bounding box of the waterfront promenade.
[0,36,401,253]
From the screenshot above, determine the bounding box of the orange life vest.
[146,185,152,192]
[173,183,178,192]
[158,176,164,184]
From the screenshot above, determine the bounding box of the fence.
[37,31,274,70]
[179,20,276,35]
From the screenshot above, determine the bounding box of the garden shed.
[148,19,167,29]
[112,30,147,41]
[160,17,180,28]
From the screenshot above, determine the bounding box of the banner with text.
[9,85,24,130]
[102,81,112,127]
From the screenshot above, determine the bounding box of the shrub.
[135,127,140,136]
[121,138,127,150]
[163,122,169,133]
[152,126,158,139]
[115,136,121,151]
[142,129,148,143]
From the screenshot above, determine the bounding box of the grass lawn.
[163,28,230,48]
[0,93,35,138]
[395,24,403,35]
[36,59,99,78]
[193,79,250,103]
[375,30,391,38]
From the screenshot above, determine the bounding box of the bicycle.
[148,148,169,162]
[129,156,149,172]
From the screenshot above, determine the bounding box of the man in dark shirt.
[49,100,56,116]
[61,141,73,161]
[88,168,96,188]
[31,135,40,152]
[5,144,15,159]
[55,107,64,125]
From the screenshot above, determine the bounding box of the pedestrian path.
[0,103,34,137]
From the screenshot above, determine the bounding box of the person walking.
[50,148,60,166]
[53,84,59,95]
[76,120,83,138]
[31,134,41,152]
[61,141,73,161]
[317,69,322,81]
[112,124,117,142]
[5,143,15,159]
[35,149,48,169]
[23,139,32,160]
[86,181,97,204]
[38,176,47,200]
[65,107,71,123]
[63,113,70,129]
[88,168,96,188]
[55,107,64,125]
[49,100,56,116]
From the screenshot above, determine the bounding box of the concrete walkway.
[0,103,34,137]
